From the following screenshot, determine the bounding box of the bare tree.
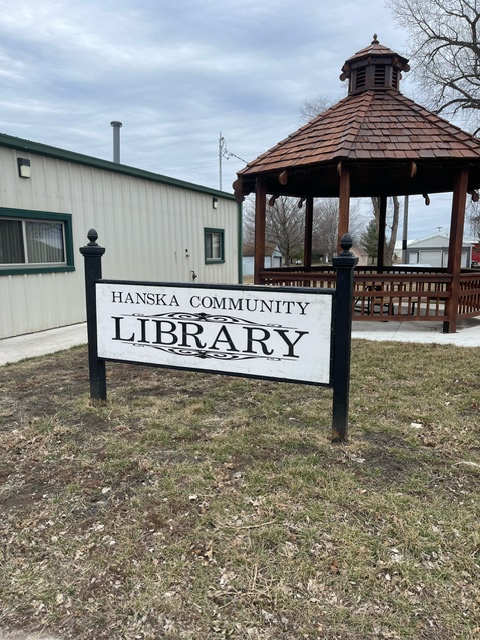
[312,199,364,262]
[387,1,480,236]
[371,196,401,266]
[266,197,305,265]
[468,199,480,237]
[242,195,256,245]
[312,199,339,261]
[388,0,480,133]
[244,195,367,266]
[243,196,305,265]
[299,95,336,122]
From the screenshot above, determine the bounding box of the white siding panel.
[419,250,441,267]
[1,272,85,338]
[0,148,239,338]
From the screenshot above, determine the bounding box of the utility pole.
[219,132,225,191]
[402,195,409,263]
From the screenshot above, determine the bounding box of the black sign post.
[80,230,356,441]
[331,234,357,442]
[79,229,107,403]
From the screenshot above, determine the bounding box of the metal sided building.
[0,133,242,339]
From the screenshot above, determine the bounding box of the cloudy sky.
[0,0,466,239]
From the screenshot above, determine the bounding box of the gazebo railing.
[458,271,480,318]
[258,266,480,322]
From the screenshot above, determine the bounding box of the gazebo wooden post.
[304,196,314,270]
[254,179,267,285]
[444,167,469,333]
[337,164,350,253]
[377,195,387,273]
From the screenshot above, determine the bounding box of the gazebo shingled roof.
[234,36,480,200]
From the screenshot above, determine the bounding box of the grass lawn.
[0,339,479,639]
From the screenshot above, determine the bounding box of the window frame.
[204,227,225,264]
[0,208,75,276]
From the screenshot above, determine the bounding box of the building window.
[0,208,74,276]
[205,228,225,264]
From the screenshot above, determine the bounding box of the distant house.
[405,231,475,268]
[351,245,372,266]
[0,132,241,339]
[242,242,282,276]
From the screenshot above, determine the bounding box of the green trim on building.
[0,207,75,276]
[204,227,225,264]
[0,132,236,200]
[0,266,76,276]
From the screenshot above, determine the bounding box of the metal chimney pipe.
[110,121,122,163]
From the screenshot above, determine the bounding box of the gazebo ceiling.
[235,37,480,201]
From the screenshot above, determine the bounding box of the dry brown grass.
[0,340,479,639]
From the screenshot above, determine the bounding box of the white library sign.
[81,229,356,441]
[96,281,334,385]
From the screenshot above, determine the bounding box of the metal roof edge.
[0,131,235,200]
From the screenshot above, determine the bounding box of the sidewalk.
[352,316,480,347]
[1,318,480,367]
[0,324,87,366]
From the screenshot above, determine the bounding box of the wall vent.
[392,68,399,89]
[374,65,386,87]
[355,67,366,91]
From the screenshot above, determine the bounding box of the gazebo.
[234,36,480,333]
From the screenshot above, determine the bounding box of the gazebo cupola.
[340,34,410,94]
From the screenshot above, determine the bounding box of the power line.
[222,146,247,163]
[219,132,247,190]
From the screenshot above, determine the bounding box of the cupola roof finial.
[340,36,410,94]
